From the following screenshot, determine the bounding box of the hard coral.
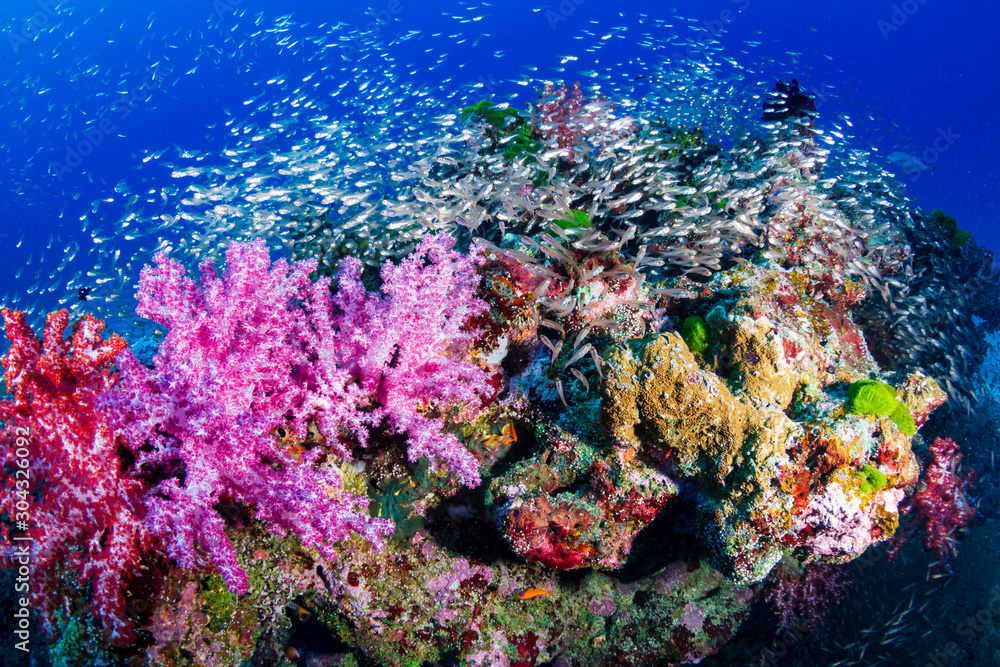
[488,425,676,570]
[600,262,944,582]
[0,309,149,643]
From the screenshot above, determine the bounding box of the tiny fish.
[519,588,550,600]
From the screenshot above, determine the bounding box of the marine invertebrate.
[105,239,393,595]
[0,309,149,643]
[534,81,631,162]
[102,233,491,599]
[887,437,976,578]
[681,315,709,353]
[846,379,898,416]
[763,559,852,632]
[846,379,917,436]
[600,262,941,582]
[488,424,676,570]
[321,233,493,486]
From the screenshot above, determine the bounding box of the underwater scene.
[2,0,1000,665]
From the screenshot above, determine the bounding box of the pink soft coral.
[106,239,392,594]
[317,234,492,486]
[0,309,149,643]
[106,233,490,595]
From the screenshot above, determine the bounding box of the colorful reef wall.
[0,80,995,666]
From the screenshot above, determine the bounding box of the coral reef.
[2,74,995,667]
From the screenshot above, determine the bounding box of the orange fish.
[519,588,550,600]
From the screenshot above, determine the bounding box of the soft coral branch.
[105,239,391,594]
[105,233,490,597]
[0,309,148,644]
[887,437,976,578]
[322,234,491,485]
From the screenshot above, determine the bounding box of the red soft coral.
[764,562,852,632]
[887,437,976,578]
[0,309,150,643]
[535,81,634,163]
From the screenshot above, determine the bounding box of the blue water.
[2,1,997,324]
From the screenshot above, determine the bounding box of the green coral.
[555,209,592,229]
[951,229,972,248]
[858,464,888,496]
[929,209,971,248]
[47,614,113,667]
[846,379,917,436]
[846,379,897,417]
[503,122,541,161]
[930,209,958,232]
[460,99,540,162]
[890,401,916,436]
[460,100,514,127]
[681,315,709,353]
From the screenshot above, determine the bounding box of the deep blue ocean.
[1,0,998,329]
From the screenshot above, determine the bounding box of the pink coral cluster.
[105,238,390,595]
[534,81,632,162]
[105,234,490,595]
[0,309,150,643]
[764,563,853,632]
[320,235,492,485]
[887,437,976,577]
[0,233,492,643]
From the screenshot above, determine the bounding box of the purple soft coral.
[107,239,391,593]
[320,234,491,486]
[106,233,490,594]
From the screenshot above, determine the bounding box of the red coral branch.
[887,437,976,578]
[0,309,150,643]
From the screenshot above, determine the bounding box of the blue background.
[1,0,997,323]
